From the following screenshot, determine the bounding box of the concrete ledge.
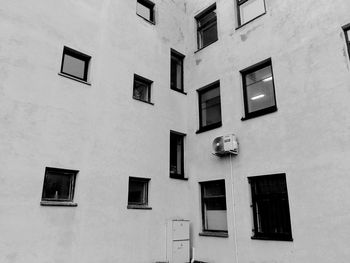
[199,231,228,238]
[40,201,78,207]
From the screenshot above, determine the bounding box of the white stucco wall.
[1,0,350,262]
[0,1,192,262]
[185,0,350,262]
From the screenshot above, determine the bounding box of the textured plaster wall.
[0,1,191,263]
[185,0,350,263]
[1,0,350,263]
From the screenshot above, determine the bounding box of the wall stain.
[6,252,18,263]
[196,59,202,65]
[162,37,170,43]
[240,34,247,41]
[342,47,349,71]
[240,25,262,42]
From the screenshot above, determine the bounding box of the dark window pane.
[196,5,217,49]
[346,29,350,41]
[42,168,77,202]
[133,75,152,103]
[197,10,216,27]
[171,54,183,91]
[170,133,184,176]
[200,86,222,127]
[204,197,227,210]
[201,25,218,47]
[203,181,225,197]
[128,178,149,205]
[133,81,149,101]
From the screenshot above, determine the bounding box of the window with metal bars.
[195,4,218,50]
[248,173,293,241]
[236,0,266,27]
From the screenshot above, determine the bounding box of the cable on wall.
[229,154,239,263]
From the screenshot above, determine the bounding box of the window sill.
[170,174,188,180]
[133,97,154,105]
[58,73,91,85]
[251,235,293,242]
[241,107,277,121]
[194,39,218,54]
[235,12,266,30]
[199,231,228,238]
[127,205,152,210]
[40,201,78,207]
[196,122,222,134]
[171,88,187,95]
[136,14,155,25]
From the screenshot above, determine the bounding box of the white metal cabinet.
[166,219,190,263]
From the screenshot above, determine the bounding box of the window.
[127,177,151,209]
[169,131,185,179]
[133,74,153,104]
[60,46,91,82]
[249,173,293,241]
[200,180,228,236]
[197,81,222,133]
[170,49,185,93]
[136,0,155,23]
[195,4,218,50]
[241,59,277,120]
[237,0,266,26]
[41,167,78,206]
[343,24,350,59]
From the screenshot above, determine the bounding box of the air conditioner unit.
[212,134,238,156]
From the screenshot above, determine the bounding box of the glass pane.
[346,30,350,41]
[137,2,151,21]
[170,133,183,175]
[43,172,72,200]
[62,54,85,79]
[200,87,221,127]
[239,0,265,25]
[203,181,225,197]
[171,56,183,90]
[202,24,218,47]
[202,181,227,231]
[245,66,272,86]
[206,209,228,231]
[253,176,287,195]
[128,180,147,205]
[133,80,150,102]
[198,9,216,27]
[245,65,275,113]
[256,198,291,235]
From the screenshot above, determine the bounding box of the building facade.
[1,0,350,262]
